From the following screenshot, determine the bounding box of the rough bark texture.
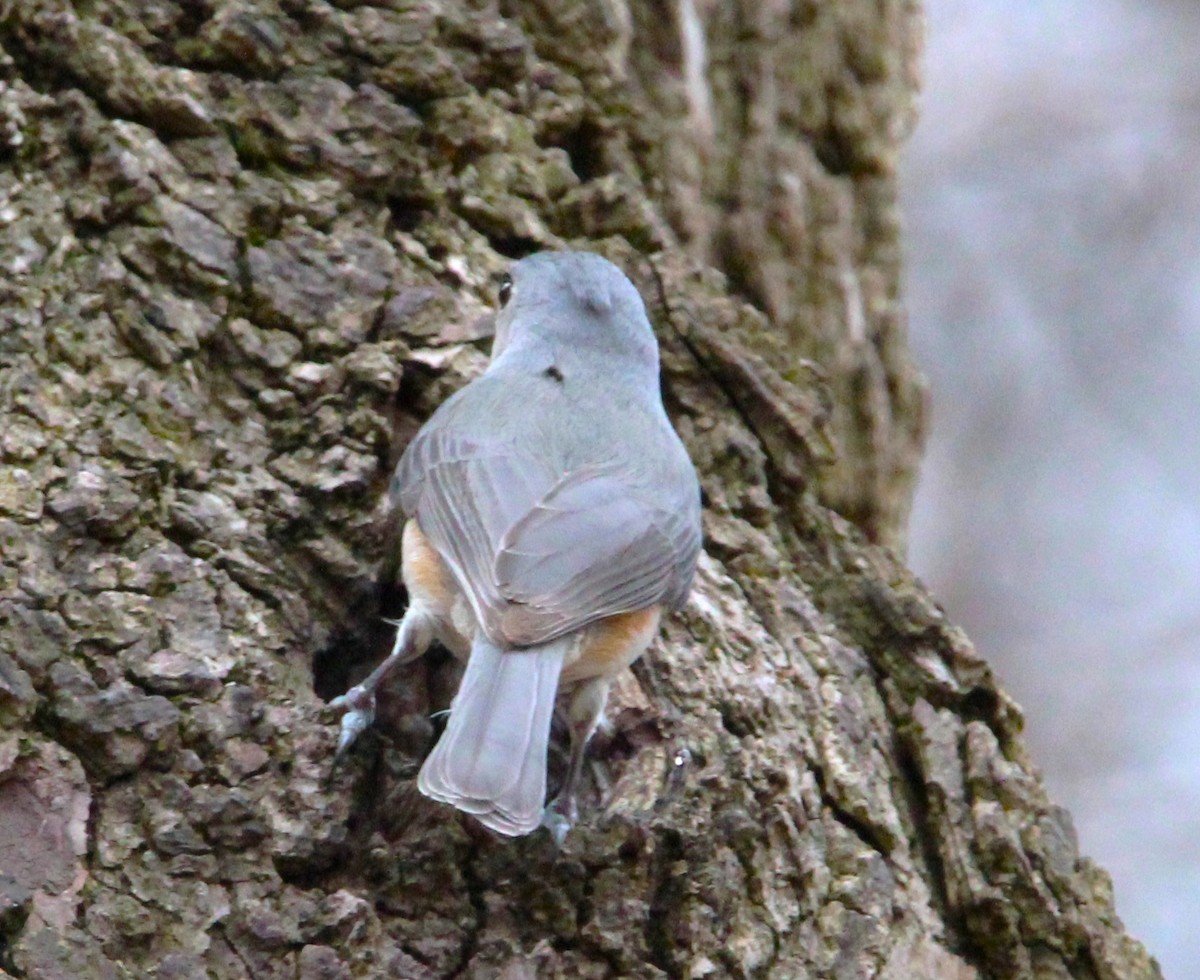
[0,1,1158,979]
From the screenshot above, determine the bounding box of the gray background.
[903,1,1200,975]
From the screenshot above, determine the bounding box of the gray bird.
[332,251,702,838]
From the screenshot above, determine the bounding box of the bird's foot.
[541,795,579,848]
[329,684,377,760]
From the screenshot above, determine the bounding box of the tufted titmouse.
[332,251,702,839]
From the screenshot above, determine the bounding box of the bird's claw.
[541,796,578,848]
[330,685,376,760]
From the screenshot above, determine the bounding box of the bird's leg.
[330,610,431,759]
[542,677,610,845]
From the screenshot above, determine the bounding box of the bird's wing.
[492,464,700,645]
[393,428,555,641]
[395,433,699,648]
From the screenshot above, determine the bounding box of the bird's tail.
[417,635,568,836]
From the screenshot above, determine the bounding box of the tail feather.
[417,636,568,836]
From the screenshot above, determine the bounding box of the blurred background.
[902,1,1200,975]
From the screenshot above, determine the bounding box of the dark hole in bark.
[488,235,542,259]
[311,582,403,702]
[559,119,608,182]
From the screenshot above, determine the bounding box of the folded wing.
[394,431,699,648]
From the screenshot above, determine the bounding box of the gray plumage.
[397,251,702,835]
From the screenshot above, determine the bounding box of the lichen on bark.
[0,1,1159,978]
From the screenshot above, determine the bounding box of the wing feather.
[396,430,700,648]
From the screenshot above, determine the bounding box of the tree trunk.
[0,1,1158,978]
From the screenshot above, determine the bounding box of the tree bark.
[0,1,1158,978]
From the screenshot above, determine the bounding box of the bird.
[331,250,702,839]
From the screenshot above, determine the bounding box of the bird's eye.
[497,274,513,308]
